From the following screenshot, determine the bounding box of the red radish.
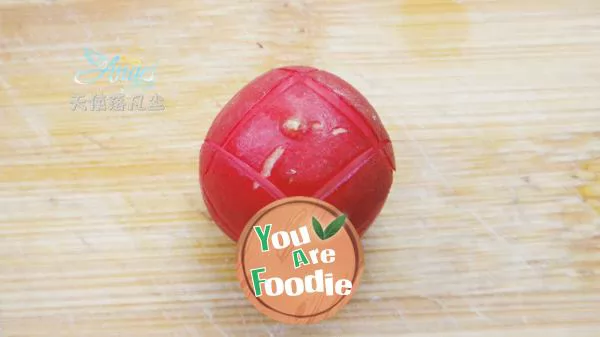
[200,66,395,241]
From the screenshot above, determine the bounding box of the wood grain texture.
[1,0,599,336]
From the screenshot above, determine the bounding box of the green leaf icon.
[312,214,347,240]
[323,214,347,239]
[312,217,325,240]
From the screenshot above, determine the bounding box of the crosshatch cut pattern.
[200,66,395,240]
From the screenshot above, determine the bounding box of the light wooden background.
[1,0,600,336]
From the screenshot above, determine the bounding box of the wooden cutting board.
[1,0,599,336]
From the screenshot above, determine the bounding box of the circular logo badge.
[237,197,364,324]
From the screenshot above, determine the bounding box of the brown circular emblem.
[236,197,364,325]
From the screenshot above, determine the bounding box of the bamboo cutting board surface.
[1,0,600,336]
